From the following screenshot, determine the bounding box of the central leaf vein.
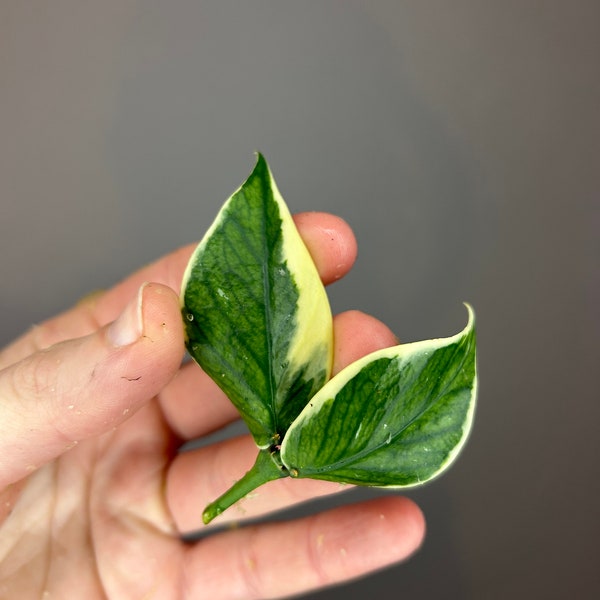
[258,185,279,437]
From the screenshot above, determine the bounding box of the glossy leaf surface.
[181,154,333,448]
[281,305,477,487]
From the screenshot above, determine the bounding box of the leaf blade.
[281,305,477,486]
[181,154,333,447]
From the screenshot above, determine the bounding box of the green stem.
[202,449,288,524]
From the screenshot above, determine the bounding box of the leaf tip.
[461,303,477,342]
[252,150,268,172]
[462,302,475,325]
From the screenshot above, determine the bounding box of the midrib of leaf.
[287,334,473,476]
[258,172,279,438]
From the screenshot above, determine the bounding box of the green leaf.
[280,305,477,487]
[181,154,333,448]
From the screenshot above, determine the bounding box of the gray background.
[1,1,598,598]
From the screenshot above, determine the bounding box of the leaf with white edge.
[280,305,477,487]
[181,154,333,448]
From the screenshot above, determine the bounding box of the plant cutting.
[181,154,477,524]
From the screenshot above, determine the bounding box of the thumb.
[0,283,184,488]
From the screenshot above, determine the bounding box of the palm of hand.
[1,401,183,598]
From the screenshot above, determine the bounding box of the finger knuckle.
[11,348,61,405]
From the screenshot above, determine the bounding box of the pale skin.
[0,213,425,599]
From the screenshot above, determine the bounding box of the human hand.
[0,213,425,599]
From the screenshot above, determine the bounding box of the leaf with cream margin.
[280,305,477,487]
[181,154,333,449]
[201,305,477,524]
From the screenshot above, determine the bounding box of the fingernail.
[107,283,146,347]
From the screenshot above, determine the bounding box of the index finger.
[0,213,357,369]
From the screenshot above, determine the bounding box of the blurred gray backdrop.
[1,1,598,598]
